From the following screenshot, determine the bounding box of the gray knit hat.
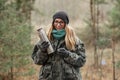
[53,11,69,24]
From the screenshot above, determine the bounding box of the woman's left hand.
[57,48,69,58]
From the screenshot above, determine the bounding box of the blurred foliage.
[0,0,34,79]
[109,0,120,71]
[108,0,120,41]
[32,0,89,24]
[97,25,112,48]
[80,0,120,47]
[97,37,110,49]
[94,0,107,4]
[116,61,120,69]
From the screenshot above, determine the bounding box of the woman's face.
[53,18,65,30]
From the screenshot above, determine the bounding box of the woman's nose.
[56,23,61,26]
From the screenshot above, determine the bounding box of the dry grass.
[81,44,120,80]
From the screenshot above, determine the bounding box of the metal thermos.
[37,28,54,54]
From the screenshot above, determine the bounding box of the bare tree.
[90,0,99,68]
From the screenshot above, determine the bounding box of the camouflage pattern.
[32,39,86,80]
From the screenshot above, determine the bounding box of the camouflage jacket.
[32,39,86,80]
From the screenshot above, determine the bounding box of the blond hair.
[47,25,77,50]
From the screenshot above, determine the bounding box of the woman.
[32,11,86,80]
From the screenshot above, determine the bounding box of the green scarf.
[52,29,66,40]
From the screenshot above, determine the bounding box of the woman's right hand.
[38,41,49,52]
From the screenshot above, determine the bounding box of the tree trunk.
[90,0,98,68]
[111,38,115,80]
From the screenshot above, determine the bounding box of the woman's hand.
[38,41,49,52]
[57,48,69,58]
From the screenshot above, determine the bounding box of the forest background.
[0,0,120,80]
